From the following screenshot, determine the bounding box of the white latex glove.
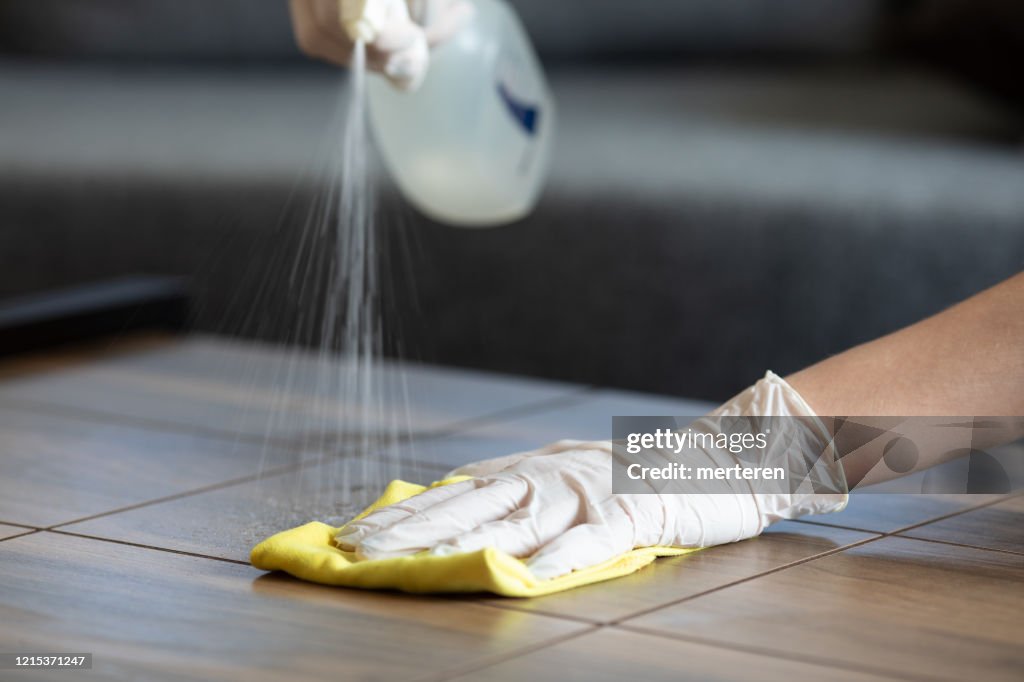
[336,372,849,580]
[290,0,473,90]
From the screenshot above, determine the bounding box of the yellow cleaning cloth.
[251,478,697,597]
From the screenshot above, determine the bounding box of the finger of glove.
[356,476,529,559]
[447,440,609,478]
[335,478,479,549]
[446,449,536,478]
[373,19,424,53]
[429,496,582,558]
[526,502,636,580]
[374,23,429,89]
[536,439,612,455]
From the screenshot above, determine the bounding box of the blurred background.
[1,0,1022,402]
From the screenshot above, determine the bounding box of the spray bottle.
[342,0,555,227]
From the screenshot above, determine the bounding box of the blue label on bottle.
[497,81,539,136]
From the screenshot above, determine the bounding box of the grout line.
[396,388,598,446]
[0,394,445,465]
[887,533,1024,557]
[45,461,308,530]
[38,428,457,533]
[606,533,886,625]
[614,624,943,682]
[603,492,1019,625]
[788,517,886,534]
[46,529,251,566]
[282,442,455,477]
[475,599,601,626]
[0,397,304,451]
[449,493,1023,628]
[415,625,601,682]
[473,531,890,627]
[38,441,451,535]
[790,491,1018,538]
[0,529,42,543]
[368,388,598,476]
[534,495,1021,632]
[0,520,42,531]
[0,385,594,459]
[881,493,1018,537]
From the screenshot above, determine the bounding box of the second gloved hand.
[336,372,849,580]
[290,0,473,89]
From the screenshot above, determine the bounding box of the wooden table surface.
[0,335,1020,681]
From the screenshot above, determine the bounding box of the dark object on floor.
[0,276,188,357]
[885,0,1024,110]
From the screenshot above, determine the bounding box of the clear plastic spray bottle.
[345,0,555,227]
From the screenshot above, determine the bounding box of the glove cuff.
[725,371,849,526]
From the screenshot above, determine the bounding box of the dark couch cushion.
[2,61,1022,399]
[0,0,884,62]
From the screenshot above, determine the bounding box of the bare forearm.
[787,272,1024,486]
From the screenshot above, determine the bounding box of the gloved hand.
[336,372,849,580]
[289,0,474,90]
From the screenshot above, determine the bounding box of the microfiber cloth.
[250,478,698,597]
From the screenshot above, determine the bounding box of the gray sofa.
[2,0,1022,400]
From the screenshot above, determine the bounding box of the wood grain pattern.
[901,494,1024,554]
[483,523,875,624]
[60,462,446,563]
[0,532,585,682]
[446,626,899,682]
[0,406,304,528]
[626,536,1024,682]
[0,336,583,444]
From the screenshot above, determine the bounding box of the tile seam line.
[614,624,945,682]
[889,533,1024,557]
[315,388,597,472]
[789,518,887,533]
[412,625,601,682]
[24,528,1017,671]
[789,491,1019,537]
[794,518,1024,557]
[0,395,424,452]
[36,440,485,541]
[36,532,617,629]
[879,492,1021,537]
[0,529,42,543]
[44,529,251,566]
[274,446,456,475]
[0,397,305,451]
[10,443,452,534]
[44,461,309,530]
[607,533,885,625]
[274,386,596,452]
[479,532,889,626]
[0,385,594,452]
[38,428,461,532]
[475,600,600,626]
[0,520,41,531]
[401,386,598,442]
